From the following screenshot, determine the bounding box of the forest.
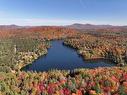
[0,26,127,95]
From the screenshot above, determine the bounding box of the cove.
[23,40,115,72]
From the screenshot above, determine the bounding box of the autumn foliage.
[0,25,127,95]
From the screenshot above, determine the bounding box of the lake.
[23,40,115,72]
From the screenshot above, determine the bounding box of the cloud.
[0,18,126,26]
[0,18,93,26]
[22,19,92,25]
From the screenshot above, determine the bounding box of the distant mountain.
[66,23,127,30]
[0,24,22,29]
[0,24,127,31]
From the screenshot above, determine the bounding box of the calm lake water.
[23,40,115,71]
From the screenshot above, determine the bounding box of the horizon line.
[0,23,127,27]
[0,18,127,26]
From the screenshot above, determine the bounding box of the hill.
[66,23,127,30]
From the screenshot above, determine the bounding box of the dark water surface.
[23,40,115,71]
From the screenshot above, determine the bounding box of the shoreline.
[20,40,116,72]
[63,41,116,64]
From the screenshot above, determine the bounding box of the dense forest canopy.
[0,25,127,95]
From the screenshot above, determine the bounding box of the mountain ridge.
[66,23,127,30]
[0,23,127,30]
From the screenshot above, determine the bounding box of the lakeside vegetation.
[64,32,127,66]
[0,37,50,72]
[0,26,127,94]
[0,26,77,72]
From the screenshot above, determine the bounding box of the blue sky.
[0,0,127,26]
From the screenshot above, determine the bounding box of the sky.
[0,0,127,26]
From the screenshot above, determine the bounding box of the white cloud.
[0,18,126,26]
[0,18,92,26]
